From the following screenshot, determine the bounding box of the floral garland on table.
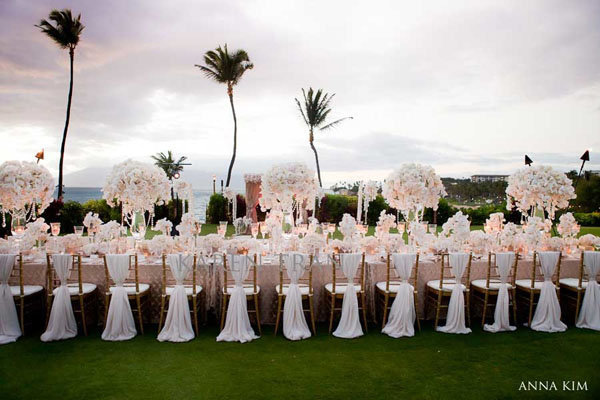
[59,234,87,254]
[24,218,50,242]
[468,230,493,255]
[176,213,201,237]
[154,218,173,236]
[199,234,224,254]
[484,212,505,235]
[578,234,599,249]
[382,163,446,223]
[97,220,122,242]
[146,235,174,256]
[523,216,552,251]
[380,234,407,254]
[83,212,103,231]
[259,162,320,213]
[440,211,471,251]
[499,222,524,252]
[360,236,380,255]
[173,180,194,213]
[557,212,580,238]
[102,159,170,225]
[300,232,326,255]
[224,238,260,255]
[0,161,54,226]
[505,165,575,221]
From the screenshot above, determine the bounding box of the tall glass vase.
[130,211,147,241]
[282,210,294,239]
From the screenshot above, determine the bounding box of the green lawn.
[1,323,598,399]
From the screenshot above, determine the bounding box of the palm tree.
[295,88,352,187]
[195,44,253,188]
[36,9,84,201]
[151,151,188,200]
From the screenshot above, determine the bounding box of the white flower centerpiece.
[259,162,321,238]
[557,212,580,253]
[506,165,575,222]
[0,161,54,232]
[357,180,378,224]
[173,180,193,213]
[382,163,446,225]
[102,160,170,240]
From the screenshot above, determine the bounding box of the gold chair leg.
[466,291,471,327]
[328,295,336,334]
[79,295,87,336]
[575,291,582,324]
[274,295,282,336]
[308,295,317,335]
[220,294,228,331]
[381,293,389,330]
[434,292,442,329]
[103,294,110,327]
[136,295,144,335]
[361,292,368,333]
[253,293,262,336]
[158,295,166,333]
[414,292,421,332]
[481,291,489,327]
[512,288,518,325]
[528,291,535,327]
[19,297,25,335]
[192,295,199,334]
[45,295,52,329]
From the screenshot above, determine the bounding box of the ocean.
[55,187,213,222]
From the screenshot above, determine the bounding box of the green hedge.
[574,212,600,227]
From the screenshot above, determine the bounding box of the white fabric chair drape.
[217,254,259,343]
[282,252,311,341]
[0,254,21,344]
[531,251,567,332]
[41,254,77,342]
[437,252,471,334]
[576,251,600,331]
[158,254,195,342]
[333,253,364,339]
[102,255,137,341]
[484,252,516,333]
[382,253,417,338]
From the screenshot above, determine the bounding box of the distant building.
[470,174,509,183]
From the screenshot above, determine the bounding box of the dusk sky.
[1,0,599,189]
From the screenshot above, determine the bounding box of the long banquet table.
[20,254,582,325]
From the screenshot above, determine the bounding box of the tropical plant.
[36,9,84,200]
[151,151,188,200]
[195,44,253,188]
[295,88,352,187]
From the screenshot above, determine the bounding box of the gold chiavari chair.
[220,253,261,335]
[425,253,472,329]
[46,254,97,336]
[559,252,588,324]
[8,253,44,335]
[274,253,316,336]
[471,252,518,327]
[375,253,421,331]
[158,254,203,333]
[325,253,369,334]
[103,254,150,334]
[515,251,562,326]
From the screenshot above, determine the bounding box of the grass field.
[1,322,598,399]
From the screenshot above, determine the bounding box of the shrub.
[366,195,389,225]
[574,212,600,227]
[82,199,120,223]
[206,193,228,224]
[59,201,85,234]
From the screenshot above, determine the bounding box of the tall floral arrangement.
[505,165,575,221]
[102,160,170,223]
[259,162,320,212]
[382,163,446,222]
[556,212,580,238]
[0,161,54,226]
[173,180,194,213]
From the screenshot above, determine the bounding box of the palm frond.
[196,44,253,87]
[36,8,84,49]
[320,116,353,131]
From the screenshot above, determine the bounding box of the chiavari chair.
[103,254,150,334]
[220,253,262,335]
[158,253,203,333]
[515,251,562,326]
[325,252,369,334]
[425,253,472,329]
[46,254,97,336]
[559,252,588,324]
[471,252,518,327]
[274,253,316,336]
[8,253,43,335]
[375,253,421,331]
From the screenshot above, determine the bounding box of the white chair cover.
[217,254,259,343]
[576,252,600,331]
[484,252,516,333]
[0,254,21,344]
[531,251,567,332]
[437,252,471,334]
[333,253,364,339]
[102,255,137,341]
[158,254,195,342]
[41,254,77,342]
[282,252,311,341]
[382,253,417,338]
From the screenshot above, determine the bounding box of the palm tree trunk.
[225,84,237,188]
[309,129,323,187]
[57,47,75,201]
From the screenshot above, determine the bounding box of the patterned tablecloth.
[19,254,581,325]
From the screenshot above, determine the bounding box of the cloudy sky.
[1,0,599,189]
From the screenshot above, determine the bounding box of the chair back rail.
[384,253,420,291]
[485,252,518,288]
[439,253,472,289]
[529,251,562,289]
[223,253,258,290]
[277,254,314,295]
[330,252,366,292]
[46,254,83,295]
[103,254,140,291]
[161,254,198,295]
